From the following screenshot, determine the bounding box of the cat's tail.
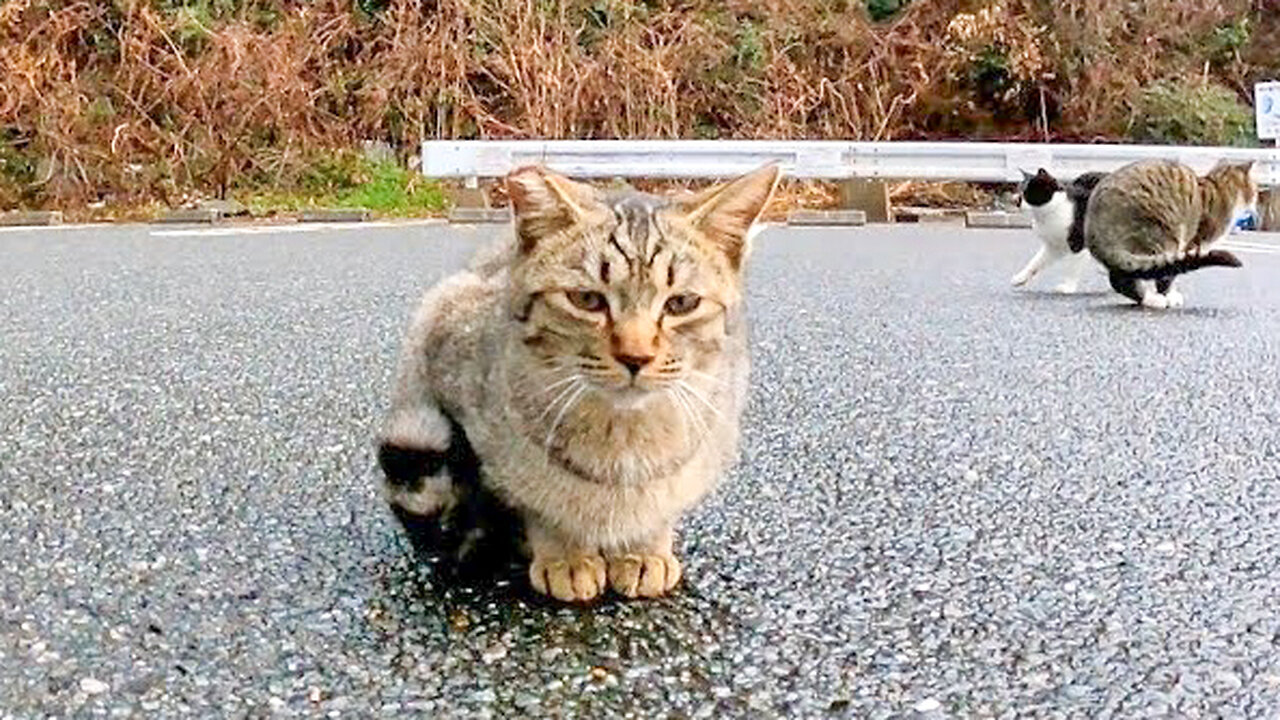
[378,409,520,578]
[1120,248,1243,279]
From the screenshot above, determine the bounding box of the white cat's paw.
[1141,293,1170,309]
[1053,281,1079,295]
[1011,271,1031,287]
[1164,289,1185,308]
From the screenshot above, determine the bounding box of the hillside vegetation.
[1,0,1276,213]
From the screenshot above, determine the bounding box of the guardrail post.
[450,175,489,210]
[838,179,891,223]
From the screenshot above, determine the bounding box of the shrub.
[1130,80,1256,147]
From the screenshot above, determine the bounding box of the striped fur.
[378,164,779,601]
[1084,160,1256,279]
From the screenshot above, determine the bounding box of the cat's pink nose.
[614,352,654,376]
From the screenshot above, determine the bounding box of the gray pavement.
[2,221,1280,718]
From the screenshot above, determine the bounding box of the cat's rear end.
[1085,160,1254,278]
[1084,159,1255,308]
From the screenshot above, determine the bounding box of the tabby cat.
[1084,160,1256,308]
[378,164,780,602]
[1012,168,1107,293]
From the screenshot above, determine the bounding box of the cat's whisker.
[538,377,583,422]
[672,385,710,441]
[685,368,728,388]
[666,387,696,437]
[539,373,583,396]
[678,380,724,419]
[545,382,588,450]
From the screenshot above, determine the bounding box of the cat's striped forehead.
[603,192,672,267]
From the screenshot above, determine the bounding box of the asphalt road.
[3,220,1280,718]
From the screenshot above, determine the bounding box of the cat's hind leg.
[1012,245,1057,287]
[1109,269,1167,307]
[1156,276,1184,308]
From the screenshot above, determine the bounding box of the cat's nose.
[614,353,654,376]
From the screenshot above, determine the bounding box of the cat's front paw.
[1164,289,1185,308]
[529,554,607,602]
[1010,271,1032,287]
[1053,281,1079,295]
[1140,292,1170,309]
[606,553,682,598]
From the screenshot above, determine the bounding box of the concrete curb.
[787,209,867,226]
[0,211,63,226]
[298,209,371,223]
[449,208,512,224]
[966,211,1032,229]
[155,209,221,224]
[895,207,966,225]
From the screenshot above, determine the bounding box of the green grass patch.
[238,155,449,218]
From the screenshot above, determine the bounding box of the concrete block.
[449,207,512,224]
[0,210,63,226]
[966,211,1033,229]
[298,209,371,223]
[787,209,867,226]
[155,208,221,224]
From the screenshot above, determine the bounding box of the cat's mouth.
[607,383,659,409]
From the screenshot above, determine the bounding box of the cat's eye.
[664,293,701,316]
[565,289,608,313]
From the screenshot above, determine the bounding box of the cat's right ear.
[506,166,598,254]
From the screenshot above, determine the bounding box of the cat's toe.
[1011,273,1030,287]
[530,555,606,602]
[1165,289,1185,308]
[607,553,682,598]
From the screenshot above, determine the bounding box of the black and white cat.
[1011,168,1107,293]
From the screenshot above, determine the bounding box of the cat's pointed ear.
[506,166,599,254]
[1036,168,1053,180]
[678,163,781,269]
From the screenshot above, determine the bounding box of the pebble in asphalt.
[1,223,1279,717]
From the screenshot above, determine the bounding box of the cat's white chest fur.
[1028,191,1074,251]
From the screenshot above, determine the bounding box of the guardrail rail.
[422,140,1280,187]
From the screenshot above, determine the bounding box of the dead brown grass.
[0,0,1271,210]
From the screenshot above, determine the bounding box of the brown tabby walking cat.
[1084,160,1257,308]
[378,164,780,602]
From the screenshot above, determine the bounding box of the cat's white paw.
[1164,289,1185,308]
[1053,281,1079,294]
[1141,292,1170,309]
[1011,271,1032,287]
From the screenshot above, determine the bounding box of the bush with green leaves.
[1130,80,1256,147]
[866,0,910,22]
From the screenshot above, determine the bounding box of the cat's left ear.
[679,163,782,269]
[506,165,600,254]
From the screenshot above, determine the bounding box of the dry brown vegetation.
[1,0,1276,212]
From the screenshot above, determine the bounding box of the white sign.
[1258,81,1280,141]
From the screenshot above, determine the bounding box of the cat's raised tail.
[1122,248,1243,279]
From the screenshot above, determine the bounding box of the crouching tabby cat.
[1084,160,1256,309]
[1012,168,1107,293]
[378,164,780,602]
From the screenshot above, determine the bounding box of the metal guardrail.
[422,140,1280,187]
